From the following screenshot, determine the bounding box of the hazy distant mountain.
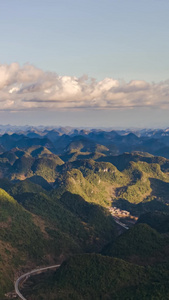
[1,127,169,158]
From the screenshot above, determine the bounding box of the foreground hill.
[0,184,118,298]
[18,210,169,300]
[21,254,169,300]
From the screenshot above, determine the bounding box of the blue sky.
[0,0,169,128]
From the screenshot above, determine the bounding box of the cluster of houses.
[109,206,138,222]
[109,206,130,218]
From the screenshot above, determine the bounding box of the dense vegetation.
[1,127,169,298]
[102,223,169,265]
[21,254,169,300]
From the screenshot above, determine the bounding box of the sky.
[0,0,169,128]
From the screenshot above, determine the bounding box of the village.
[109,206,138,223]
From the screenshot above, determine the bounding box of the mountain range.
[1,127,169,299]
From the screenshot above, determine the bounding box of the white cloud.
[0,63,169,111]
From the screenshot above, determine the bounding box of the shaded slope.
[102,223,169,265]
[137,211,169,233]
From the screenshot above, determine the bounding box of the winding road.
[15,264,60,300]
[14,218,128,299]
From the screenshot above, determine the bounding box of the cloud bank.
[0,63,169,111]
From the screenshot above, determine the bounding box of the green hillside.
[0,188,46,297]
[31,156,64,182]
[114,160,169,205]
[8,180,46,196]
[53,159,128,207]
[11,189,117,253]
